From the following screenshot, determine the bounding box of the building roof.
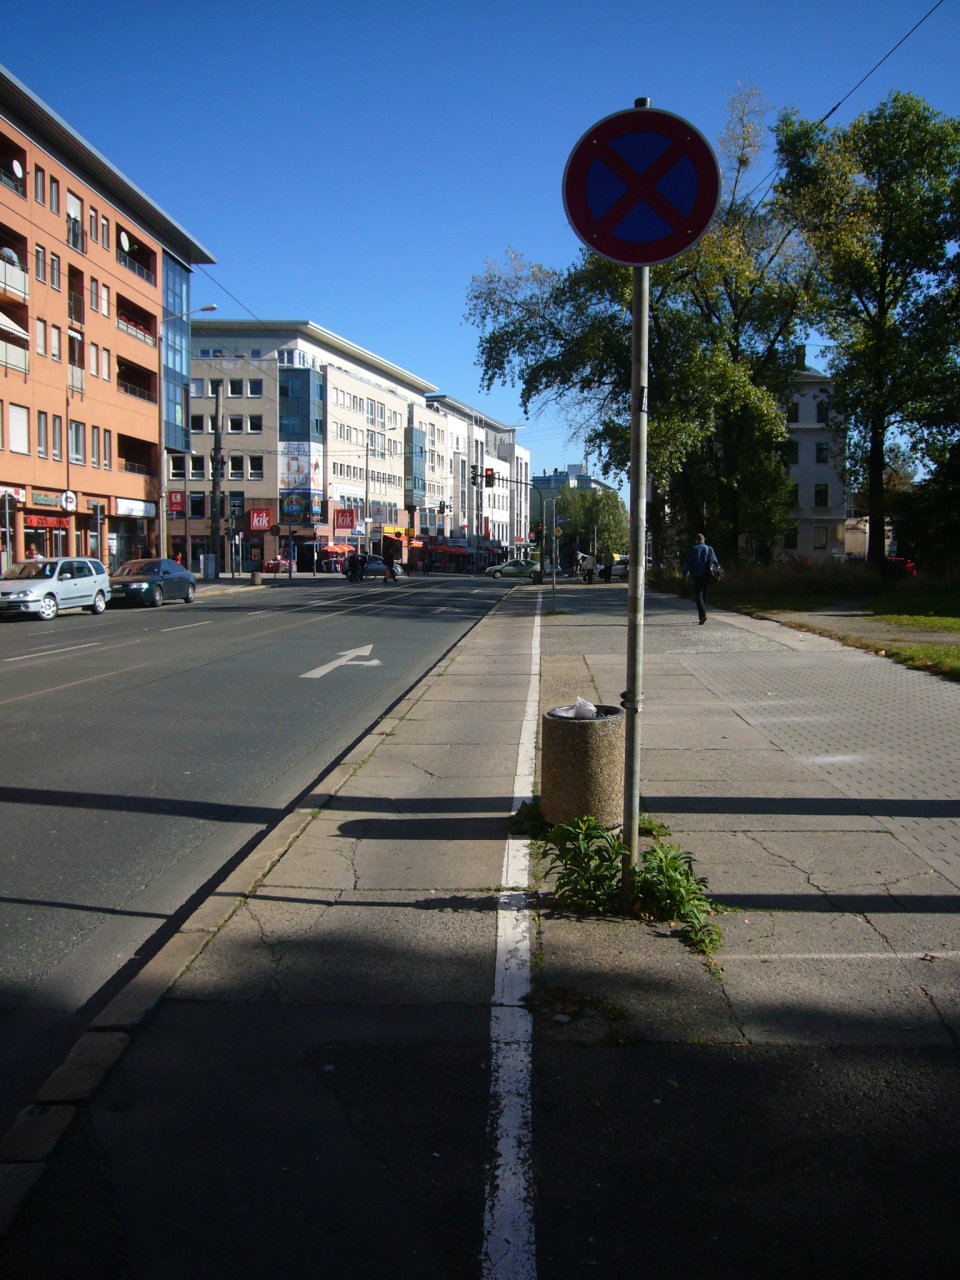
[0,63,215,267]
[192,319,438,395]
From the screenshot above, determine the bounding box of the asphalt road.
[0,573,501,1132]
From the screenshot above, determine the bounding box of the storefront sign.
[168,490,185,515]
[334,509,356,532]
[249,509,271,531]
[116,498,157,518]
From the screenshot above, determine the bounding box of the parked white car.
[0,557,111,620]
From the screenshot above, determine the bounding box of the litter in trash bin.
[551,697,598,719]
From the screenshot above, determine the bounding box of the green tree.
[551,487,628,568]
[889,441,960,575]
[467,89,817,561]
[775,92,960,569]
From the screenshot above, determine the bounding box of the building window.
[101,284,109,317]
[51,325,61,361]
[188,492,204,518]
[814,483,829,507]
[816,442,830,464]
[228,415,243,433]
[36,319,47,356]
[69,419,85,464]
[37,410,48,457]
[788,483,799,506]
[784,439,798,465]
[50,254,61,290]
[52,414,63,460]
[190,456,205,480]
[89,341,99,375]
[103,429,112,469]
[249,415,263,433]
[49,176,60,214]
[169,455,186,481]
[813,526,828,550]
[229,456,243,480]
[190,379,204,398]
[101,347,110,380]
[228,379,243,397]
[101,216,109,250]
[786,400,799,423]
[249,455,264,480]
[89,207,98,244]
[35,245,45,282]
[248,379,263,397]
[34,165,45,204]
[816,400,829,425]
[91,425,100,467]
[191,415,203,434]
[90,278,99,310]
[250,349,261,359]
[8,404,29,454]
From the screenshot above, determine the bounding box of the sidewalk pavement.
[2,584,959,1278]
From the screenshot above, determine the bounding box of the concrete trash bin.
[250,570,263,586]
[541,703,624,828]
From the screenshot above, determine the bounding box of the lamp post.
[158,304,217,559]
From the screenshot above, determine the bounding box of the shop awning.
[436,545,469,556]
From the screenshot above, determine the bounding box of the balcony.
[68,363,85,393]
[116,247,156,287]
[0,255,28,302]
[117,313,157,347]
[118,378,157,404]
[0,336,28,374]
[68,291,85,326]
[66,217,87,254]
[0,168,24,198]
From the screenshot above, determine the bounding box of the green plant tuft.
[538,818,723,956]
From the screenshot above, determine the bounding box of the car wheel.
[183,584,196,603]
[38,594,59,621]
[492,570,503,578]
[88,591,107,615]
[150,585,163,607]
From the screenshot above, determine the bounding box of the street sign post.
[564,99,720,907]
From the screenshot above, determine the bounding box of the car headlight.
[6,589,39,600]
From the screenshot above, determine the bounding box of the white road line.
[161,621,214,632]
[482,595,540,1280]
[4,642,99,661]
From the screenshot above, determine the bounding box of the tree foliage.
[550,486,629,567]
[889,440,960,575]
[774,92,960,568]
[466,89,818,561]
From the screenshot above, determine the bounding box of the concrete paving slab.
[639,748,809,782]
[170,889,499,1006]
[384,717,524,745]
[371,744,517,777]
[717,912,952,1045]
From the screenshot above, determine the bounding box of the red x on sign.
[563,107,720,267]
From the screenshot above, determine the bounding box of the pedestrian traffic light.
[483,467,495,488]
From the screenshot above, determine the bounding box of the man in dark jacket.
[682,533,720,625]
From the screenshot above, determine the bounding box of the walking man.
[683,533,720,625]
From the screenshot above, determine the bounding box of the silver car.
[484,558,541,580]
[0,557,111,620]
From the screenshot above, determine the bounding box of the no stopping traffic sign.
[563,106,720,267]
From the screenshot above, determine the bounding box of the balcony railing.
[116,248,156,287]
[0,258,28,301]
[0,169,24,197]
[121,459,150,475]
[0,337,28,374]
[118,378,158,404]
[66,217,87,254]
[68,363,85,393]
[117,314,157,346]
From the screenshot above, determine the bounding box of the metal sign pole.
[621,263,650,908]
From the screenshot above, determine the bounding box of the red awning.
[436,545,469,556]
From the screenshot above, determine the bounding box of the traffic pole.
[621,254,650,912]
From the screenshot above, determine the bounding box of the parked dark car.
[109,558,196,607]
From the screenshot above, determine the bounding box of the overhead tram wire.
[743,0,948,207]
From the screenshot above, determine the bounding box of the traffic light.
[470,465,479,486]
[530,525,542,545]
[438,500,446,515]
[483,467,495,488]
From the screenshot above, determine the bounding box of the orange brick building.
[1,64,213,567]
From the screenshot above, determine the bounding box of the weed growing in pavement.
[538,816,723,958]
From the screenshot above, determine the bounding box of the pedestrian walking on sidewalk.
[383,549,397,583]
[683,533,720,624]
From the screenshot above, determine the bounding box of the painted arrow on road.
[299,644,382,680]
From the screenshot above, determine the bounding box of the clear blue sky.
[4,1,958,484]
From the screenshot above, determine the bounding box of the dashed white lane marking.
[482,595,540,1280]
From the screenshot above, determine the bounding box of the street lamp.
[158,304,217,560]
